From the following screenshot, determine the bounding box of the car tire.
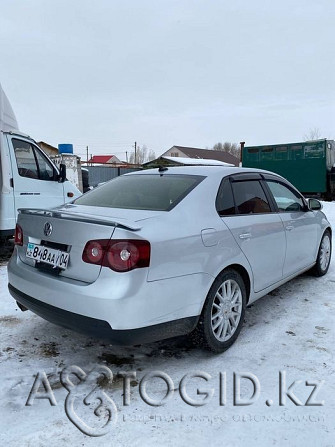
[312,230,332,277]
[191,269,247,353]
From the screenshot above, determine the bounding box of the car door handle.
[239,233,251,240]
[286,225,294,231]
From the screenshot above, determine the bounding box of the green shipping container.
[242,139,335,195]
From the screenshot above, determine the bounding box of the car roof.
[127,165,281,179]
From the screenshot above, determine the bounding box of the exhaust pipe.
[16,301,28,312]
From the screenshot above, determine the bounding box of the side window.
[34,147,55,181]
[246,148,259,162]
[231,180,271,214]
[13,138,55,181]
[260,147,274,161]
[290,145,303,160]
[13,139,39,179]
[216,179,235,216]
[266,181,305,212]
[275,146,288,160]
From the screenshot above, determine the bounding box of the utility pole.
[134,141,137,164]
[86,146,89,166]
[126,151,128,163]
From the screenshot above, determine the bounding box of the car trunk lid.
[16,207,143,283]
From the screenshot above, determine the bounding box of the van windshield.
[74,174,204,211]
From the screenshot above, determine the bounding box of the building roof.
[37,141,59,153]
[88,155,117,164]
[162,156,234,166]
[170,146,240,166]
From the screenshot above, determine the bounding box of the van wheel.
[192,269,246,353]
[312,230,332,277]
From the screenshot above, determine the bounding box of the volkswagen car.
[7,166,332,352]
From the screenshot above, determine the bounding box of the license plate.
[26,243,69,270]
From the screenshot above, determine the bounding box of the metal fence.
[85,166,142,187]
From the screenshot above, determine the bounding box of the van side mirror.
[308,198,322,211]
[58,163,67,183]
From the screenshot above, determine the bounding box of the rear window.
[232,180,271,214]
[74,174,205,211]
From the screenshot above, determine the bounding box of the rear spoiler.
[18,208,142,231]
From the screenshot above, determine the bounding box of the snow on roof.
[169,146,240,165]
[162,156,234,166]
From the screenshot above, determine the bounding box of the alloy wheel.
[320,235,331,271]
[211,279,243,342]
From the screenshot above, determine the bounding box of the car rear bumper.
[8,284,199,345]
[8,248,210,331]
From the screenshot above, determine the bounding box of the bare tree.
[129,145,156,164]
[213,141,240,158]
[304,127,322,141]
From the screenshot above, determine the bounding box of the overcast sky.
[1,0,334,161]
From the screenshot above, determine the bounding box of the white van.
[0,84,81,240]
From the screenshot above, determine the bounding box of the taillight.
[14,224,23,246]
[82,239,150,272]
[82,240,109,265]
[106,240,150,272]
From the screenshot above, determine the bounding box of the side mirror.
[58,163,67,183]
[308,198,322,211]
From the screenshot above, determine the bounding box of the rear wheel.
[312,230,332,277]
[192,269,247,353]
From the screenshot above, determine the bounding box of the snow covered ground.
[1,203,334,447]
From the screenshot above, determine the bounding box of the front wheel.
[312,230,332,277]
[192,269,247,353]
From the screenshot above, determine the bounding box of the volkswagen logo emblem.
[43,222,53,237]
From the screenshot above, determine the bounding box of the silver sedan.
[8,166,332,352]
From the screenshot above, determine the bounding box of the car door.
[8,136,65,214]
[216,174,286,293]
[264,177,318,277]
